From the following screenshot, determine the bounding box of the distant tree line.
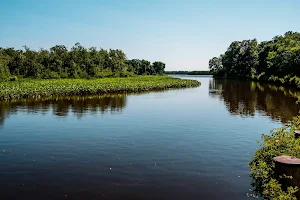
[0,43,166,79]
[165,70,212,75]
[209,31,300,87]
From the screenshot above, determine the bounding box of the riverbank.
[0,76,200,100]
[251,74,300,89]
[214,74,300,90]
[249,115,300,199]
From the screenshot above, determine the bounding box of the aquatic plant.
[0,76,200,100]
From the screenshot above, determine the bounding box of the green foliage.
[0,44,166,79]
[126,59,163,75]
[152,61,165,75]
[209,57,223,74]
[249,116,300,199]
[0,76,200,100]
[94,68,114,78]
[9,76,18,81]
[0,54,11,80]
[210,31,300,87]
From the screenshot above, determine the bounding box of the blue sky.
[1,0,300,70]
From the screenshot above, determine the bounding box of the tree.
[152,61,165,75]
[209,57,223,73]
[0,54,11,79]
[0,43,167,79]
[209,31,300,87]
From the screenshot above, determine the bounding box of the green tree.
[210,31,300,87]
[152,61,166,75]
[0,43,167,79]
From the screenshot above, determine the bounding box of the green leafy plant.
[0,76,200,100]
[249,116,300,199]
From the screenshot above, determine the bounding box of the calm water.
[1,76,300,200]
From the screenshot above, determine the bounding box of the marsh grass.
[0,76,200,100]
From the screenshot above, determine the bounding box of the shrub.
[249,116,300,199]
[95,69,113,78]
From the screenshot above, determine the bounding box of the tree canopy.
[0,44,166,79]
[209,31,300,87]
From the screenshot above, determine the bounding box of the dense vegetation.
[0,76,200,100]
[249,116,300,199]
[0,43,166,79]
[166,70,212,75]
[209,31,300,87]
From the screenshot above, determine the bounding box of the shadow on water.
[209,79,300,123]
[0,94,127,126]
[0,89,176,126]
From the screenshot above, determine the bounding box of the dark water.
[1,76,300,200]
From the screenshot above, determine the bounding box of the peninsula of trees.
[209,31,300,87]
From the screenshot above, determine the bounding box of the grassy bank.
[249,116,300,199]
[0,76,200,100]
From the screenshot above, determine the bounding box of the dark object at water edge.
[274,156,300,199]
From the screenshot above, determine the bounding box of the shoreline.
[213,75,300,90]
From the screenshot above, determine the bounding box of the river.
[1,75,299,200]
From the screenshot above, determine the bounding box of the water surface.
[1,76,299,200]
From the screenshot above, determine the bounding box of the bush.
[249,116,300,199]
[0,63,11,80]
[41,69,60,79]
[95,69,113,78]
[119,70,134,77]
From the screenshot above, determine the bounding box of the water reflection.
[0,94,127,126]
[209,79,300,123]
